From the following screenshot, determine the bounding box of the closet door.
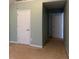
[17,10,32,45]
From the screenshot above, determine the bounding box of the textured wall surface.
[9,3,17,41]
[64,0,69,53]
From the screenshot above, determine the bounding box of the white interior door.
[52,13,64,38]
[17,10,32,45]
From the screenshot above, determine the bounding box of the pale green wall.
[16,2,32,9]
[9,3,17,41]
[31,1,43,45]
[64,0,69,53]
[43,7,48,45]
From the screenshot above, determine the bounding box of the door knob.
[26,29,30,31]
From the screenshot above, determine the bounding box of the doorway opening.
[43,1,65,46]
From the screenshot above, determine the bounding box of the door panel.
[52,13,64,38]
[17,10,31,45]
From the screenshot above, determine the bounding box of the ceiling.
[43,1,66,9]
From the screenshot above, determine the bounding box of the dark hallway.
[42,1,68,58]
[43,1,65,45]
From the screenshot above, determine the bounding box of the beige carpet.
[9,39,68,59]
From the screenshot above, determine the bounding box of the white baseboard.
[30,44,43,48]
[9,41,18,44]
[66,48,69,56]
[9,41,30,45]
[9,41,43,48]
